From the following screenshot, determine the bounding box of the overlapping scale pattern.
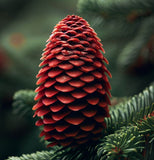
[33,15,112,147]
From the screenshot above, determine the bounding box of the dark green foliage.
[78,0,154,40]
[13,90,36,118]
[137,116,154,160]
[49,144,98,160]
[78,0,154,97]
[9,83,154,160]
[105,83,154,134]
[7,151,53,160]
[97,126,144,160]
[137,116,154,143]
[117,15,154,70]
[98,115,154,160]
[78,0,154,18]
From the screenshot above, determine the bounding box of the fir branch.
[105,83,154,134]
[8,84,154,160]
[78,0,154,19]
[49,143,98,160]
[12,90,36,117]
[97,125,144,160]
[98,115,154,160]
[6,151,53,160]
[143,141,154,160]
[117,15,154,70]
[137,115,154,159]
[7,117,153,160]
[78,0,103,17]
[137,115,154,138]
[78,0,154,40]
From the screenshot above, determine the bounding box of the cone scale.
[33,15,111,147]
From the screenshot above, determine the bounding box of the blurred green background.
[0,0,154,159]
[0,0,77,159]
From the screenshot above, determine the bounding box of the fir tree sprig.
[7,116,153,160]
[78,0,154,19]
[105,83,154,134]
[8,83,154,160]
[137,115,154,159]
[97,115,154,160]
[97,126,145,160]
[6,151,53,160]
[117,15,154,70]
[12,90,36,117]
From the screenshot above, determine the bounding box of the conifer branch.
[137,115,154,159]
[8,84,154,160]
[117,15,154,69]
[7,116,153,160]
[12,90,36,117]
[98,115,154,160]
[6,151,53,160]
[78,0,154,19]
[97,125,144,160]
[105,83,154,134]
[78,0,154,40]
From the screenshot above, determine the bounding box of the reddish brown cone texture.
[33,15,111,147]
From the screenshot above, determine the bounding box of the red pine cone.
[33,15,112,147]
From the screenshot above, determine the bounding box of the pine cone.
[33,15,111,147]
